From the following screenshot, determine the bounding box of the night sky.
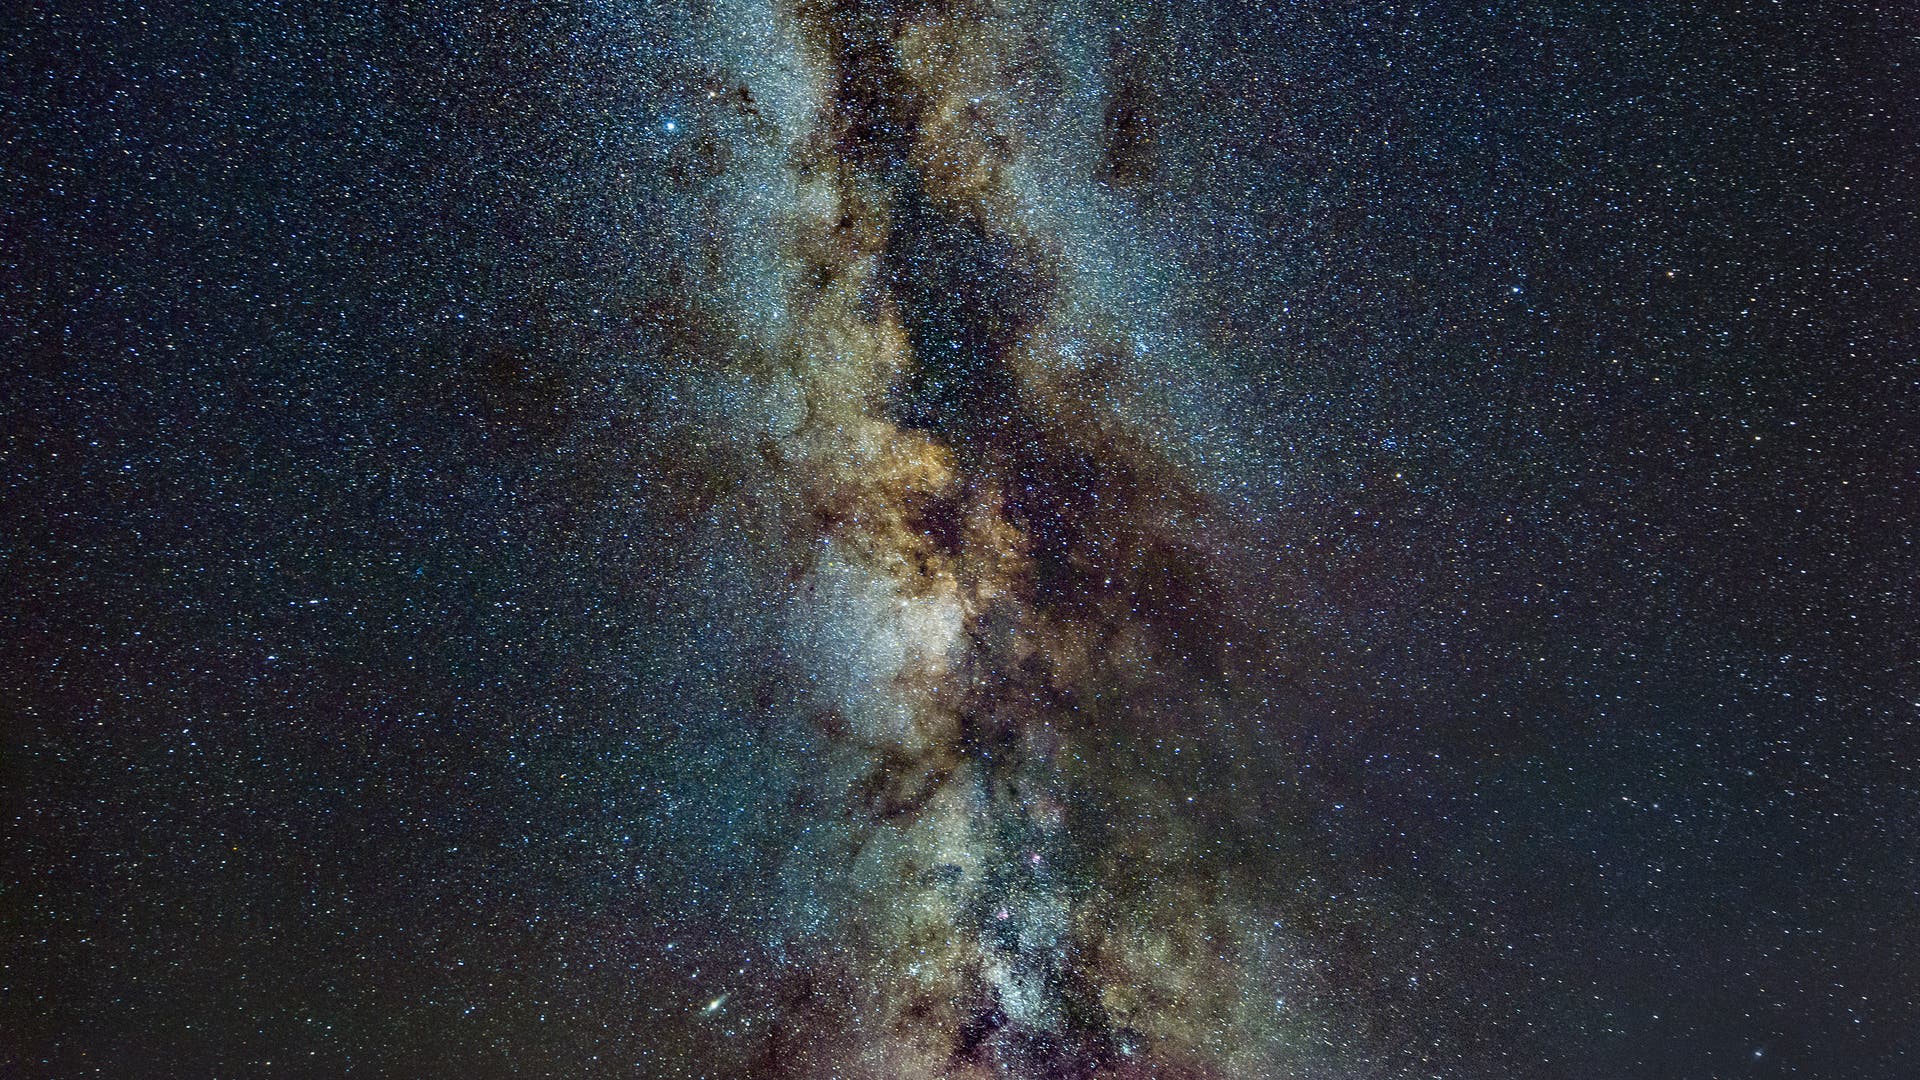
[4,2,1917,1077]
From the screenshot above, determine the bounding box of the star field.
[4,2,1916,1077]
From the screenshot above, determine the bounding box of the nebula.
[652,1,1357,1075]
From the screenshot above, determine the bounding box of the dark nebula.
[5,1,1916,1078]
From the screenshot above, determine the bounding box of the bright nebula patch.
[665,4,1391,1073]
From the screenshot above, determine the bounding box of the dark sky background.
[5,2,1917,1077]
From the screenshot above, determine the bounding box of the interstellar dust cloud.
[631,1,1472,1076]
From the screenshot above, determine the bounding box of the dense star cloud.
[3,1,1916,1078]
